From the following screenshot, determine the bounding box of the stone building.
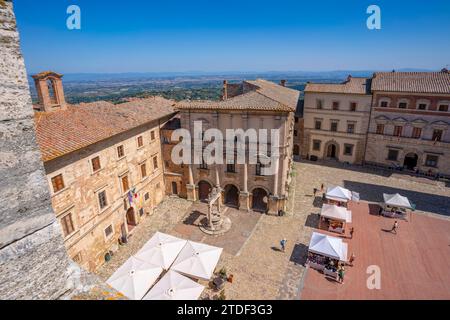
[0,0,103,299]
[365,70,450,177]
[176,79,299,214]
[302,76,372,164]
[32,73,177,271]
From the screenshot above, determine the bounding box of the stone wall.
[0,0,97,299]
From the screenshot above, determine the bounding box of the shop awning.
[325,186,353,202]
[320,204,352,223]
[106,256,163,300]
[135,232,187,270]
[308,232,348,261]
[143,270,204,300]
[383,193,413,209]
[171,241,223,281]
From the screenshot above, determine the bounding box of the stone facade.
[44,120,169,272]
[0,0,98,299]
[365,91,450,177]
[302,78,372,164]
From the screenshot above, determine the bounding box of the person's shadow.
[271,246,283,252]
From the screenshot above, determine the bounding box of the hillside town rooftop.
[34,96,176,162]
[371,70,450,94]
[176,79,300,112]
[304,76,370,95]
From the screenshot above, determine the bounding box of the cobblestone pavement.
[94,161,450,299]
[96,197,193,281]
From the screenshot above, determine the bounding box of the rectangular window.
[432,129,443,142]
[412,127,422,139]
[294,130,298,137]
[380,101,388,108]
[61,213,74,237]
[393,126,403,137]
[344,144,354,156]
[137,136,144,148]
[438,104,449,112]
[227,163,236,173]
[387,149,399,161]
[398,102,407,109]
[315,120,322,130]
[156,182,161,189]
[200,156,208,169]
[51,174,65,193]
[330,122,338,132]
[347,123,355,134]
[256,162,263,176]
[139,208,145,216]
[144,192,150,201]
[91,156,101,172]
[121,175,130,193]
[425,155,439,167]
[376,124,385,135]
[350,102,357,111]
[141,163,147,179]
[98,190,108,210]
[418,104,427,110]
[316,99,323,109]
[295,117,299,123]
[117,145,125,158]
[153,156,159,170]
[104,225,113,238]
[332,101,340,110]
[313,140,321,151]
[151,130,156,140]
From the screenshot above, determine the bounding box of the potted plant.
[219,267,227,279]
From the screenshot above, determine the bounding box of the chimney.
[32,71,67,112]
[222,80,228,100]
[280,79,286,87]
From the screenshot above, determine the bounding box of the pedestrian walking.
[350,227,354,239]
[390,221,399,234]
[321,184,324,192]
[338,265,345,284]
[313,188,318,197]
[280,238,287,252]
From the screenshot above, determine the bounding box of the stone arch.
[223,184,239,208]
[251,187,269,213]
[197,180,213,202]
[323,140,340,160]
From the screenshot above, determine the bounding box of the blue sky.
[14,0,450,74]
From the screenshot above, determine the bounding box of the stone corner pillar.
[267,195,280,215]
[239,192,250,212]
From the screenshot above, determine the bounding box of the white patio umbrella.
[308,232,348,261]
[135,232,187,269]
[325,186,353,202]
[383,193,413,209]
[143,270,204,300]
[171,241,223,281]
[106,256,163,300]
[321,204,352,223]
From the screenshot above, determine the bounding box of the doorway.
[198,180,212,202]
[327,143,338,159]
[224,184,239,208]
[172,181,178,195]
[403,153,418,170]
[126,207,137,233]
[252,188,268,213]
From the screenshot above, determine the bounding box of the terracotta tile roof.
[304,77,370,95]
[371,70,450,94]
[176,79,299,112]
[34,96,176,162]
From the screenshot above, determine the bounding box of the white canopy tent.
[135,232,187,270]
[308,232,348,262]
[143,270,204,300]
[171,241,223,281]
[383,193,413,209]
[106,256,163,300]
[325,186,353,202]
[320,204,352,223]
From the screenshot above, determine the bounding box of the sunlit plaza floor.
[96,161,450,300]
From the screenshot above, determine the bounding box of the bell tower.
[32,71,67,112]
